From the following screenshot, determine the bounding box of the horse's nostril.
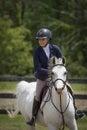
[57,88,62,94]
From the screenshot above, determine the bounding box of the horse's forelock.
[57,58,63,64]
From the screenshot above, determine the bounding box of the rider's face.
[38,38,48,47]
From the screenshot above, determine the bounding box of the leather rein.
[49,63,70,130]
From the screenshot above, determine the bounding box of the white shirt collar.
[43,44,50,58]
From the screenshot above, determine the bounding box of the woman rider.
[27,28,85,126]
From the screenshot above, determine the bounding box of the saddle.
[66,82,74,97]
[40,83,73,104]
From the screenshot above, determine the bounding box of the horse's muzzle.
[56,88,63,94]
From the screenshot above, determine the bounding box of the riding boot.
[66,82,86,120]
[73,94,86,120]
[26,97,40,126]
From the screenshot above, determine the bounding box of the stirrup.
[26,117,35,126]
[75,111,86,120]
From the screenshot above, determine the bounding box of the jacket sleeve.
[54,45,62,58]
[33,49,48,75]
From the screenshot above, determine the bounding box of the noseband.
[52,78,67,92]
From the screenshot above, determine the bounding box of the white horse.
[8,57,78,130]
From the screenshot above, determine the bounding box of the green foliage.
[0,16,33,75]
[67,62,87,78]
[0,0,87,77]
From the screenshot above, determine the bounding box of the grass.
[0,115,27,130]
[0,82,17,92]
[0,81,87,93]
[0,115,87,130]
[71,84,87,94]
[0,82,87,130]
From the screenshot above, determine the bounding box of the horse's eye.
[51,72,54,76]
[64,71,67,76]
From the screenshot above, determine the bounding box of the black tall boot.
[67,83,86,120]
[26,97,40,126]
[73,95,86,120]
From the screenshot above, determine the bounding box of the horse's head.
[48,56,67,94]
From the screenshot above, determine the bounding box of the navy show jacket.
[33,43,62,81]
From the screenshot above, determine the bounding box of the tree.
[0,16,33,75]
[0,0,87,77]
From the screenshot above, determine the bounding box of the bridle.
[51,64,67,94]
[49,63,70,130]
[52,78,67,93]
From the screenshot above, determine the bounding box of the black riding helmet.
[36,28,52,40]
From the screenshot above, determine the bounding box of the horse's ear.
[62,56,66,65]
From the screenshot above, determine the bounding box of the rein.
[49,82,70,130]
[51,63,65,69]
